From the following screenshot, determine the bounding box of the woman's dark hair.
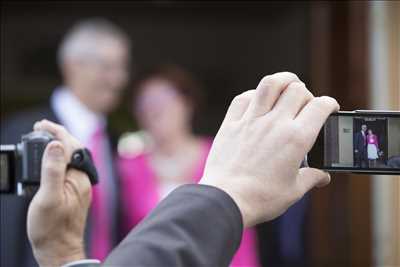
[132,64,202,114]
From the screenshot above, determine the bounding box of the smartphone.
[308,110,400,175]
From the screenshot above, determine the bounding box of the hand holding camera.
[25,120,95,266]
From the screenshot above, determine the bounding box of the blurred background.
[1,1,399,267]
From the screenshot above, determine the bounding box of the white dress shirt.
[51,86,117,260]
[51,87,106,146]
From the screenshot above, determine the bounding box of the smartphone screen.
[309,111,400,174]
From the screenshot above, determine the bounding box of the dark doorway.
[1,2,312,267]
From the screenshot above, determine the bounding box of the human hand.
[355,149,359,153]
[200,72,339,227]
[27,120,91,267]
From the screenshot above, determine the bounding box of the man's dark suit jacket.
[13,185,242,267]
[0,105,120,267]
[102,184,243,266]
[354,131,367,153]
[354,131,367,166]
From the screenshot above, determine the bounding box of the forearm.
[103,184,243,267]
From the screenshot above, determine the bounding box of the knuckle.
[259,75,276,88]
[310,97,326,112]
[43,163,60,178]
[282,71,299,81]
[288,81,312,96]
[306,89,314,99]
[287,81,303,91]
[74,172,92,198]
[260,75,271,84]
[320,96,339,109]
[231,90,254,104]
[260,72,301,91]
[231,94,243,105]
[299,83,314,98]
[315,96,339,111]
[82,183,92,201]
[58,125,68,134]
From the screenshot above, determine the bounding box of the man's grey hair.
[57,18,130,67]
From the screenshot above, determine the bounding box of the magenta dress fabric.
[118,138,260,267]
[367,134,379,147]
[88,127,112,261]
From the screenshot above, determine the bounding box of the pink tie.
[88,127,111,261]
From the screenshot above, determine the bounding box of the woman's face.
[368,129,373,135]
[135,78,192,142]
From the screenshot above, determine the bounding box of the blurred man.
[354,124,368,167]
[0,18,130,266]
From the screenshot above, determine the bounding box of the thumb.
[40,141,67,195]
[297,167,331,194]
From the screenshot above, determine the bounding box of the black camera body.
[0,131,53,195]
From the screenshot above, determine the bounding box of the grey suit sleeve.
[103,184,244,267]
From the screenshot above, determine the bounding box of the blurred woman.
[367,129,379,167]
[118,65,260,266]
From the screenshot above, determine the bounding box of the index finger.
[243,72,300,119]
[295,96,340,149]
[34,119,82,157]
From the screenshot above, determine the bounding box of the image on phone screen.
[323,113,400,172]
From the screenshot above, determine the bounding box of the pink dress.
[118,138,260,267]
[367,134,379,148]
[367,134,379,159]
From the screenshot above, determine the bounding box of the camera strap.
[67,148,99,185]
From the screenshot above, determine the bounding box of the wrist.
[199,178,251,228]
[33,247,86,267]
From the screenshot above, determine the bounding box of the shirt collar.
[51,86,106,145]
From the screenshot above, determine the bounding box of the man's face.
[361,125,367,132]
[64,37,130,114]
